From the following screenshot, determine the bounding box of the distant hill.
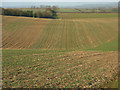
[65,2,118,9]
[2,2,118,9]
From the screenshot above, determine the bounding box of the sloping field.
[2,50,118,88]
[2,16,51,49]
[31,18,118,51]
[2,13,118,88]
[58,13,118,19]
[2,14,118,51]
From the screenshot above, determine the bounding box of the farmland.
[2,12,118,88]
[17,8,118,13]
[58,13,118,19]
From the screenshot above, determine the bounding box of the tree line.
[2,6,58,19]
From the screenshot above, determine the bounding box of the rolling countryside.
[2,11,118,88]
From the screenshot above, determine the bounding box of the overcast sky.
[2,0,120,2]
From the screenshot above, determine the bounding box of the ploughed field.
[2,13,118,88]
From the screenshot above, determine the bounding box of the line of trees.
[74,8,118,13]
[2,9,33,17]
[34,8,58,19]
[2,6,58,19]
